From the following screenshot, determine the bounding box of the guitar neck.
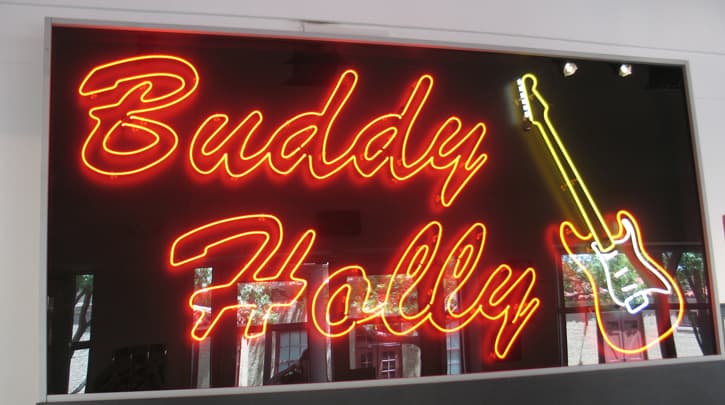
[520,75,616,251]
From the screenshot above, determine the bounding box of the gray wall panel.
[43,359,725,405]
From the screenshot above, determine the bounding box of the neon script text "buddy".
[79,55,488,207]
[169,214,540,360]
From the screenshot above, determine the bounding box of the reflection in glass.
[565,312,597,366]
[236,276,316,386]
[237,281,307,326]
[346,275,419,318]
[67,274,94,394]
[238,336,265,387]
[67,349,90,394]
[446,327,462,375]
[562,249,715,365]
[666,252,716,355]
[193,268,212,388]
[275,330,308,374]
[195,340,211,388]
[671,310,707,357]
[350,324,421,379]
[71,274,93,343]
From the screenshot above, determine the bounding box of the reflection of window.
[274,330,308,374]
[67,274,93,394]
[345,272,470,378]
[236,276,314,386]
[444,279,463,375]
[237,281,307,327]
[352,325,413,379]
[344,273,423,379]
[192,267,212,388]
[379,350,398,378]
[560,249,716,365]
[445,327,462,375]
[359,351,373,369]
[356,344,402,379]
[346,275,419,319]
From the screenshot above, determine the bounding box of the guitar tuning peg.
[522,118,533,132]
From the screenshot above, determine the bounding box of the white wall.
[1,1,724,403]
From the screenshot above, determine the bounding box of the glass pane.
[672,309,714,357]
[669,252,710,305]
[404,350,417,378]
[565,312,598,366]
[277,331,308,372]
[641,310,663,360]
[67,349,90,394]
[196,339,211,388]
[71,274,93,343]
[193,267,213,332]
[237,281,307,326]
[193,267,212,388]
[238,336,265,387]
[562,253,618,308]
[346,275,419,318]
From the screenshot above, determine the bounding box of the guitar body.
[560,209,685,354]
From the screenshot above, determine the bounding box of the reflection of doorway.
[353,327,407,379]
[599,312,646,362]
[357,342,402,379]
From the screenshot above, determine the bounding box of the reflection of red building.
[598,312,647,363]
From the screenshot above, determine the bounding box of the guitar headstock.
[515,73,548,131]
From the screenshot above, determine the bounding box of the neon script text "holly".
[79,55,488,207]
[169,214,540,360]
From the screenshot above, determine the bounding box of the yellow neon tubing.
[517,74,615,251]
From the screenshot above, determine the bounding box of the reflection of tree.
[664,251,715,355]
[69,274,94,394]
[237,282,306,326]
[564,250,716,355]
[193,268,213,308]
[72,274,93,343]
[562,255,593,306]
[563,251,662,308]
[347,275,419,318]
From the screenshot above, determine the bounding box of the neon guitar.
[515,73,684,354]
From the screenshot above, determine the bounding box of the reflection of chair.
[91,344,167,392]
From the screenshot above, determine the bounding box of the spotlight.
[618,63,633,77]
[562,62,578,77]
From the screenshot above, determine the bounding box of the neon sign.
[516,73,684,354]
[42,23,715,395]
[79,53,526,359]
[79,56,488,208]
[74,53,687,362]
[170,214,540,360]
[78,55,199,176]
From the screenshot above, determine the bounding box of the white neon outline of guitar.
[592,217,673,314]
[516,73,684,354]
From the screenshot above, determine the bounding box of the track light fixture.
[562,62,578,77]
[618,63,633,77]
